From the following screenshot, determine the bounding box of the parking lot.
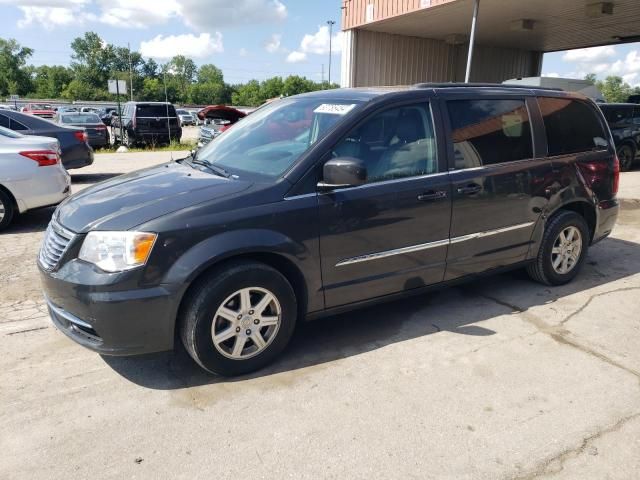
[1,152,639,479]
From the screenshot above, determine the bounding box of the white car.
[0,126,71,230]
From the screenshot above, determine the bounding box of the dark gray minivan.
[39,84,620,376]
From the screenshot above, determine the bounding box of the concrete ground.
[1,154,640,479]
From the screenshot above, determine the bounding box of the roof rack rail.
[413,82,563,91]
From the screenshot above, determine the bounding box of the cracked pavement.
[1,157,639,479]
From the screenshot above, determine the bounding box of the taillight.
[74,130,88,143]
[577,158,618,195]
[19,150,60,167]
[612,154,620,195]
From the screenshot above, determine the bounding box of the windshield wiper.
[190,158,230,178]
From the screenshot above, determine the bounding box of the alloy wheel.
[618,146,634,171]
[211,287,282,360]
[551,226,583,275]
[0,199,5,223]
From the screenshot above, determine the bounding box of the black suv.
[39,85,619,376]
[111,102,181,147]
[599,103,640,170]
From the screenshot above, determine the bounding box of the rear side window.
[601,106,632,124]
[634,107,640,125]
[11,119,27,131]
[447,99,533,169]
[538,97,608,156]
[0,114,8,128]
[136,104,177,117]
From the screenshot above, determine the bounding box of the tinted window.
[331,103,437,183]
[10,119,27,131]
[538,97,608,156]
[60,114,101,124]
[633,107,640,125]
[136,104,177,117]
[601,106,632,124]
[447,99,533,169]
[0,114,8,129]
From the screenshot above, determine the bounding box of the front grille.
[39,221,75,271]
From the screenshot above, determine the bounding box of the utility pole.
[327,20,336,85]
[321,63,325,84]
[128,42,134,101]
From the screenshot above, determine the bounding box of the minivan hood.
[56,161,251,232]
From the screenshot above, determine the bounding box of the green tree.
[197,64,224,85]
[166,55,197,98]
[260,76,284,100]
[31,65,73,98]
[0,38,34,96]
[596,75,633,103]
[232,80,263,106]
[584,73,597,85]
[70,32,117,90]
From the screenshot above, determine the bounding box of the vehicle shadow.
[102,235,640,390]
[2,206,55,234]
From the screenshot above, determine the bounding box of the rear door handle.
[457,184,482,195]
[417,190,448,202]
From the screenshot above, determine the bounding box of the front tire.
[0,189,16,231]
[180,261,297,376]
[527,211,589,286]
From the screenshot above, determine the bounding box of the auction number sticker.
[314,104,357,115]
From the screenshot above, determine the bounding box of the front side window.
[196,97,363,179]
[330,103,437,183]
[447,99,533,169]
[538,97,608,156]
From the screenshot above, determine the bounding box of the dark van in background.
[111,101,181,147]
[39,84,619,376]
[599,103,640,171]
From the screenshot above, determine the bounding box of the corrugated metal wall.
[347,30,542,87]
[342,0,458,30]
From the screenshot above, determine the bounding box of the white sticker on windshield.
[314,104,357,115]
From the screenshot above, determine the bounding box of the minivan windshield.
[196,97,362,179]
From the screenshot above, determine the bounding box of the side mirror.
[318,157,367,191]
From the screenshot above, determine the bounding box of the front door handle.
[417,190,448,202]
[457,184,482,195]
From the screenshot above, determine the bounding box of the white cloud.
[239,48,249,57]
[563,46,616,63]
[287,25,342,65]
[178,0,286,31]
[2,0,91,28]
[299,25,342,55]
[265,34,282,53]
[97,0,180,28]
[286,51,307,63]
[140,32,223,59]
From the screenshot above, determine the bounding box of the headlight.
[79,231,157,272]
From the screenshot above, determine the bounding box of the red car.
[22,103,56,119]
[197,106,247,147]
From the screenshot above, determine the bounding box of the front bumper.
[40,260,179,356]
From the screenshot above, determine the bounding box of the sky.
[0,0,639,87]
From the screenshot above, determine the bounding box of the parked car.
[111,102,181,147]
[188,109,204,126]
[0,110,94,169]
[80,107,101,114]
[176,109,196,126]
[98,107,118,126]
[196,105,246,148]
[39,84,619,376]
[598,103,640,171]
[0,127,70,230]
[57,112,110,149]
[22,103,56,119]
[57,106,79,114]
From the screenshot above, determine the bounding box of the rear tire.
[179,260,297,376]
[617,144,635,172]
[0,189,16,231]
[527,211,589,286]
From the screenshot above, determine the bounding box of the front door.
[443,96,551,280]
[318,101,452,308]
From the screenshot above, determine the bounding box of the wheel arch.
[548,200,597,243]
[0,183,19,212]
